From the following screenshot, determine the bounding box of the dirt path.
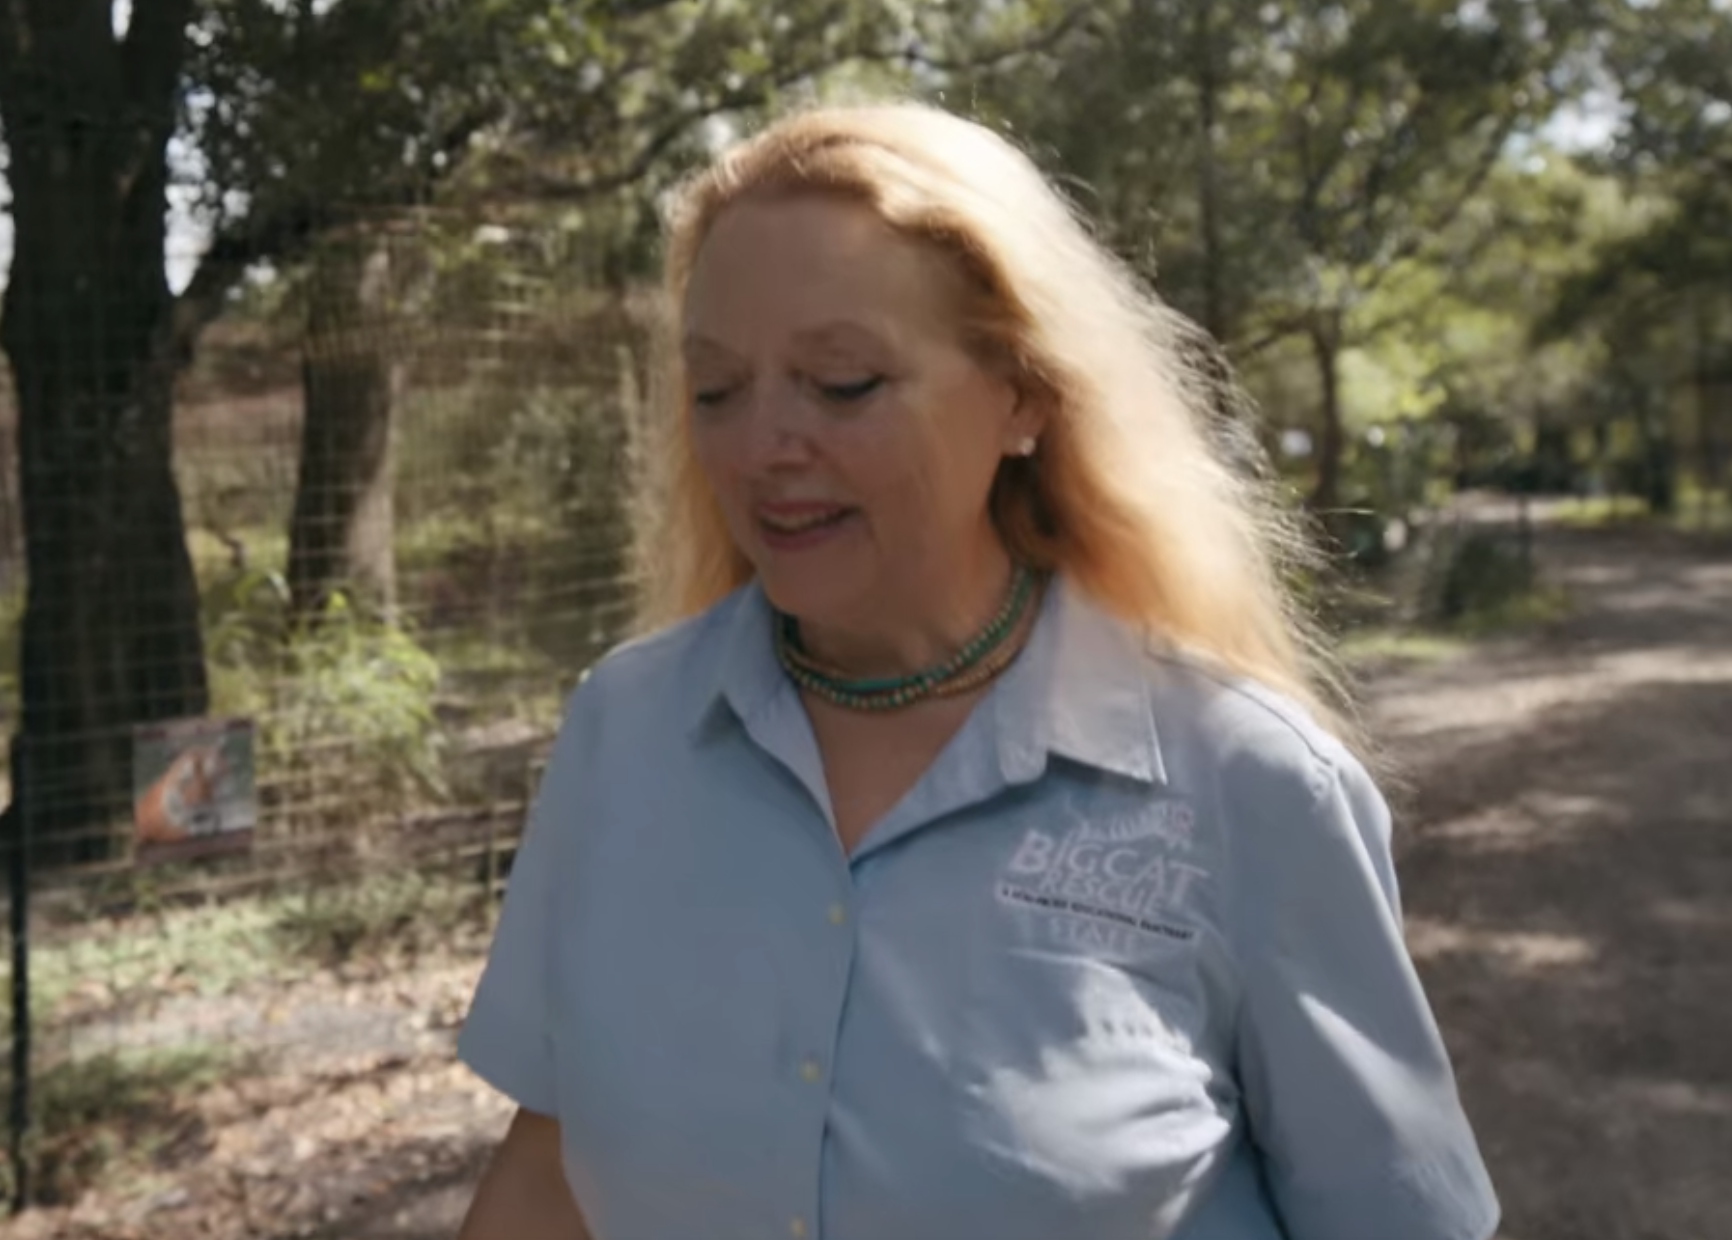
[1371,523,1732,1240]
[4,522,1725,1240]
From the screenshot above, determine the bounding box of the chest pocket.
[956,806,1235,1217]
[908,936,1232,1240]
[824,796,1239,1240]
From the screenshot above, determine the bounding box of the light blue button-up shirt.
[458,575,1499,1240]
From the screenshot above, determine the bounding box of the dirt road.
[1372,523,1732,1240]
[5,522,1726,1240]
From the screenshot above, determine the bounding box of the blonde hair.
[629,100,1359,745]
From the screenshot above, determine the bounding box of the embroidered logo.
[997,802,1207,945]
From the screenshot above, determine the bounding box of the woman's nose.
[741,377,812,467]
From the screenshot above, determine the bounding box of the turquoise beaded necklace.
[773,564,1039,711]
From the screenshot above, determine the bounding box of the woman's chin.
[755,572,868,629]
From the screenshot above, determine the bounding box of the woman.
[456,101,1498,1240]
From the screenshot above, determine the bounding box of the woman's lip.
[756,501,850,517]
[755,502,855,531]
[757,507,858,550]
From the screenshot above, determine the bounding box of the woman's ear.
[1004,376,1052,459]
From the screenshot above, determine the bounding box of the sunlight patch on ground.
[1648,898,1732,933]
[1586,649,1732,685]
[1374,644,1732,744]
[1500,1060,1732,1121]
[1405,919,1597,970]
[1425,807,1555,848]
[1374,670,1614,738]
[1424,791,1610,849]
[1520,790,1616,826]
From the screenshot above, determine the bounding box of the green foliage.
[1417,527,1569,634]
[273,594,445,803]
[968,0,1592,342]
[273,870,489,967]
[182,0,948,261]
[206,568,447,829]
[1437,531,1533,620]
[954,0,1608,510]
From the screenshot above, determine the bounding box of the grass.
[22,871,493,1029]
[1341,628,1471,665]
[1548,487,1732,533]
[187,524,289,585]
[0,1042,241,1206]
[1339,588,1571,671]
[396,505,566,573]
[1445,580,1573,637]
[272,870,493,968]
[1340,522,1576,668]
[30,898,288,1021]
[0,869,496,1206]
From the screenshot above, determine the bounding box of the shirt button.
[789,1217,808,1238]
[826,903,846,926]
[799,1059,822,1083]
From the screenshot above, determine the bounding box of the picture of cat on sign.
[132,717,258,864]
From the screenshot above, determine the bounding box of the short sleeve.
[1230,744,1499,1240]
[456,684,590,1116]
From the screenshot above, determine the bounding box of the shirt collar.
[688,575,1167,788]
[990,574,1167,787]
[688,580,784,737]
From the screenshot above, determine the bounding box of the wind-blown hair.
[630,100,1357,744]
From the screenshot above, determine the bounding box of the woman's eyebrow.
[791,320,888,350]
[681,322,894,360]
[680,332,739,360]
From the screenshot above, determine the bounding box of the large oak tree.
[1,0,1048,863]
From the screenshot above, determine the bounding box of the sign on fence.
[131,717,259,865]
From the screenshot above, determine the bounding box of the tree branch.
[512,2,1092,205]
[1237,115,1514,364]
[1232,312,1313,363]
[600,0,691,17]
[522,65,818,202]
[508,0,852,201]
[111,0,196,210]
[122,0,195,116]
[0,3,22,105]
[170,200,320,361]
[1364,112,1514,283]
[892,3,1092,73]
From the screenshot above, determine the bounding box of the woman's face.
[682,195,1039,635]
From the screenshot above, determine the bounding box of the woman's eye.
[817,375,885,403]
[692,386,735,409]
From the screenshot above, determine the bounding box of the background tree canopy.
[0,0,1727,863]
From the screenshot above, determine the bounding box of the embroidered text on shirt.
[997,801,1208,945]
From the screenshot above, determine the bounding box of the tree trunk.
[1692,289,1725,529]
[1308,311,1346,515]
[286,229,399,621]
[0,0,207,865]
[1193,0,1227,347]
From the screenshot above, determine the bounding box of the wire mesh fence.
[0,197,648,1206]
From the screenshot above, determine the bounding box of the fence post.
[6,734,32,1214]
[1517,492,1533,585]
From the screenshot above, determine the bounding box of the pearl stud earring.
[1016,436,1038,457]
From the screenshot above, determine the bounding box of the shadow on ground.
[2,521,1724,1240]
[299,1135,495,1240]
[1368,524,1732,1240]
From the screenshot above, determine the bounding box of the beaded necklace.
[773,564,1039,711]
